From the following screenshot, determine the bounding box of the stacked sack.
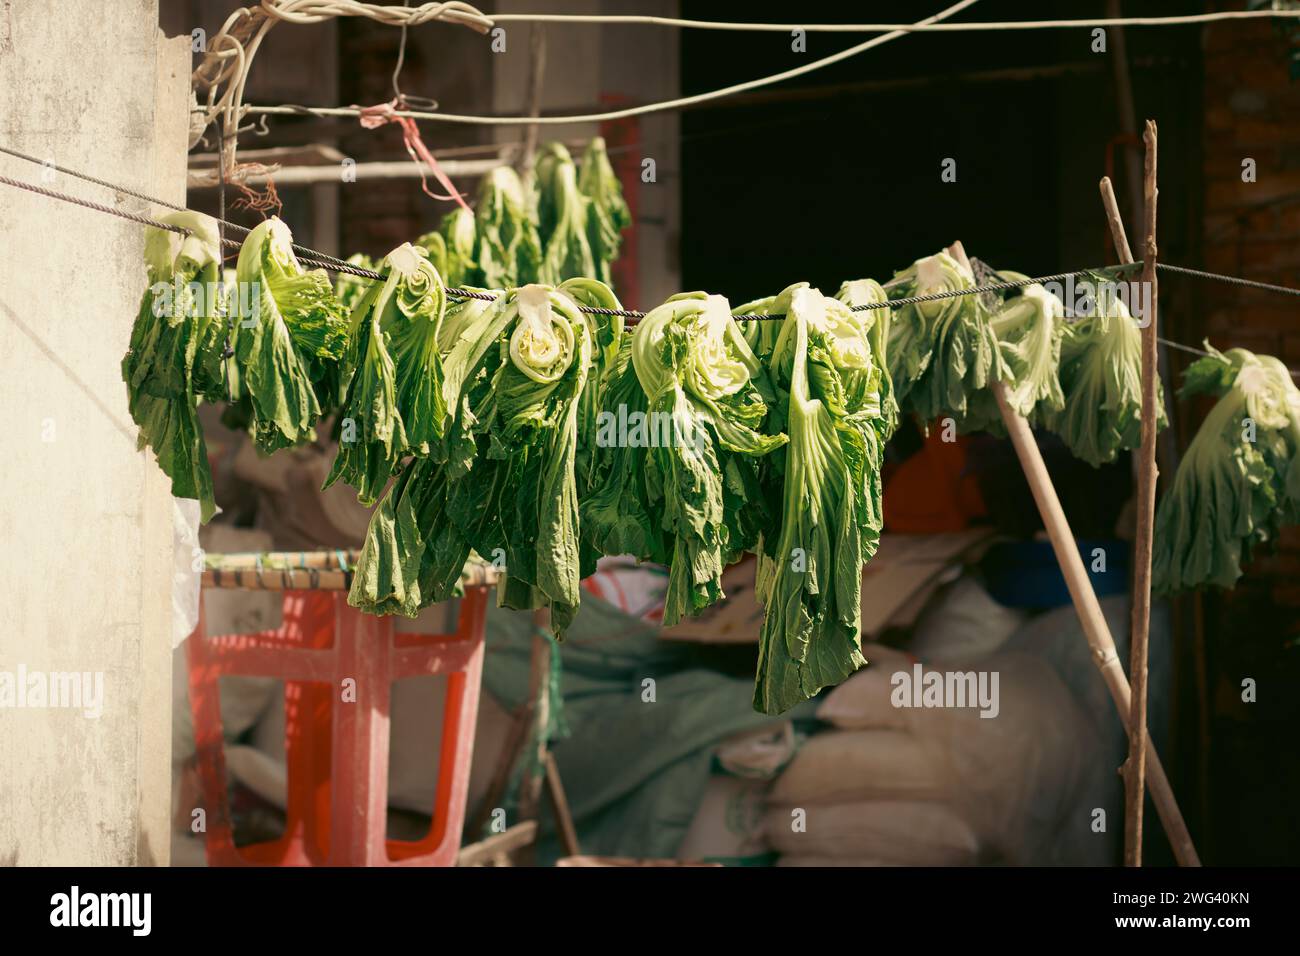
[764,641,1108,866]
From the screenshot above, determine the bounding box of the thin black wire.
[0,172,186,233]
[10,139,1300,307]
[6,164,1298,380]
[0,143,371,276]
[0,143,1141,319]
[0,143,188,211]
[2,152,1298,333]
[1156,261,1300,299]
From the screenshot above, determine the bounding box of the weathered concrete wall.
[0,1,188,865]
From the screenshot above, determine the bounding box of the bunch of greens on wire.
[534,142,597,284]
[476,285,593,632]
[232,217,349,453]
[835,277,899,437]
[121,210,228,522]
[335,252,377,312]
[582,292,786,626]
[434,206,479,288]
[944,270,1068,434]
[734,293,781,364]
[475,166,542,289]
[886,251,1008,427]
[556,277,626,498]
[340,138,630,292]
[752,283,890,715]
[1038,277,1165,466]
[1154,345,1300,593]
[578,137,631,286]
[352,284,597,636]
[349,289,510,617]
[323,242,448,505]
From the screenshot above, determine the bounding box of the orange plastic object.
[186,588,487,866]
[883,428,987,533]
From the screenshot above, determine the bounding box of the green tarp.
[480,592,814,862]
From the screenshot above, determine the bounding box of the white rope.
[191,1,492,183]
[232,0,984,127]
[490,8,1300,33]
[257,0,491,29]
[193,2,1300,155]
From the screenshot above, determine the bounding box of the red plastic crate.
[186,588,487,866]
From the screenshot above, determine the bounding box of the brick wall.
[1197,11,1300,863]
[1200,16,1300,633]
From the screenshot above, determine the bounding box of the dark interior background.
[680,0,1201,303]
[681,0,1300,869]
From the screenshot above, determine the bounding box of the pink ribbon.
[357,99,471,213]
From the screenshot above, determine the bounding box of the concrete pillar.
[0,1,189,865]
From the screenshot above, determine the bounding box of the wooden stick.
[456,820,538,867]
[1099,178,1132,264]
[950,235,1195,864]
[464,698,536,840]
[544,750,582,857]
[1123,120,1160,866]
[991,383,1198,865]
[513,607,553,864]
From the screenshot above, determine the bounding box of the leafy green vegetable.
[1039,282,1165,466]
[349,290,512,616]
[122,210,227,522]
[534,143,597,285]
[948,274,1067,433]
[475,166,542,289]
[734,294,780,364]
[753,283,887,715]
[335,252,377,313]
[835,278,899,437]
[555,277,625,499]
[886,251,1007,426]
[343,138,630,294]
[323,243,447,504]
[485,286,593,632]
[577,137,631,286]
[438,206,479,288]
[584,293,785,627]
[1154,345,1300,593]
[232,217,349,453]
[352,284,596,633]
[989,278,1066,418]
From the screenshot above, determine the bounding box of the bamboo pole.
[513,607,553,865]
[545,750,582,857]
[1122,120,1160,866]
[944,241,1199,866]
[990,384,1198,865]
